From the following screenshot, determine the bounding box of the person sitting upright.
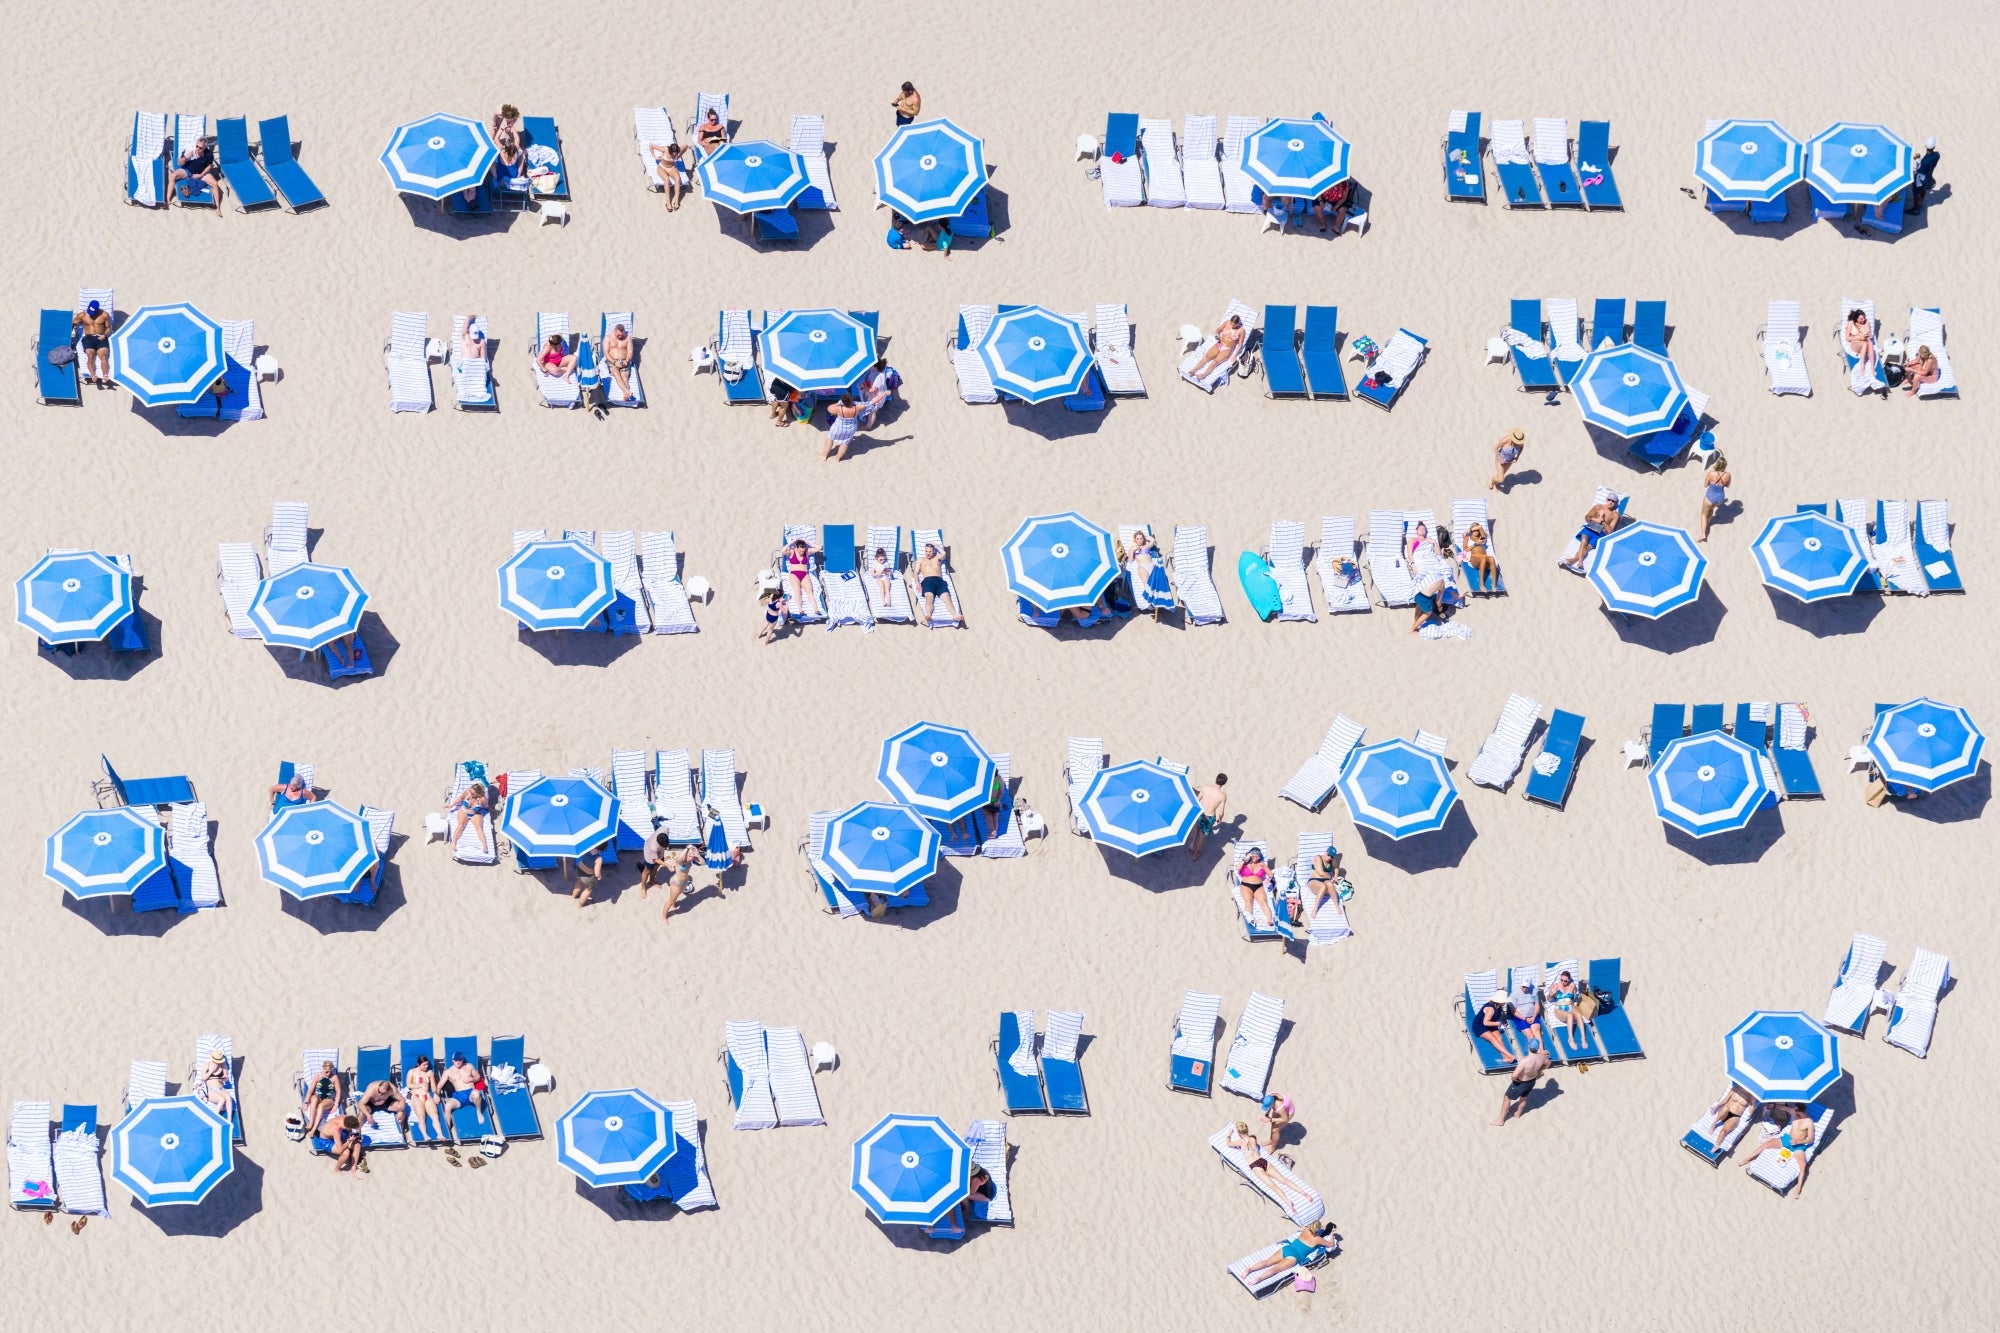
[537,331,577,381]
[73,300,113,387]
[269,771,319,811]
[695,108,727,155]
[172,134,222,212]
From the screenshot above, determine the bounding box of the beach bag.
[883,367,902,394]
[1294,1274,1316,1293]
[885,227,905,249]
[283,1113,306,1142]
[1575,992,1600,1021]
[47,345,75,366]
[479,1134,506,1159]
[1589,986,1616,1015]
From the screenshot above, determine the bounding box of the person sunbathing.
[537,332,577,380]
[302,1059,341,1132]
[695,108,727,154]
[1901,346,1940,396]
[1843,308,1876,370]
[323,631,364,671]
[269,772,317,811]
[784,538,821,616]
[1125,532,1171,615]
[1545,970,1587,1046]
[73,300,113,387]
[1559,499,1621,573]
[458,318,487,364]
[1739,1104,1815,1196]
[448,782,491,848]
[1709,1085,1755,1146]
[1299,845,1340,923]
[1472,991,1516,1066]
[1226,1123,1314,1211]
[652,142,690,209]
[869,548,894,607]
[172,135,222,212]
[404,1055,446,1141]
[492,132,529,196]
[440,1052,487,1119]
[355,1078,409,1135]
[1462,523,1499,591]
[1188,315,1245,379]
[1241,1219,1337,1285]
[913,543,957,624]
[1404,520,1430,564]
[1235,847,1275,926]
[197,1049,235,1120]
[602,322,636,402]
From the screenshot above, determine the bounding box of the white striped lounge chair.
[1467,694,1541,789]
[803,808,859,916]
[53,1114,105,1216]
[534,313,582,407]
[1065,736,1104,834]
[822,531,876,634]
[1220,115,1263,213]
[1265,520,1316,621]
[1279,716,1365,811]
[1365,509,1415,606]
[952,305,999,403]
[908,529,965,628]
[127,114,168,206]
[862,526,914,623]
[977,753,1027,858]
[1546,298,1587,382]
[601,312,644,407]
[1093,304,1146,396]
[1209,1122,1323,1224]
[660,1099,718,1208]
[1823,932,1888,1034]
[967,1120,1012,1224]
[1170,989,1223,1094]
[1744,1104,1833,1195]
[723,1021,779,1130]
[1315,516,1368,613]
[639,531,698,634]
[609,748,655,854]
[1100,113,1144,207]
[1357,329,1428,409]
[265,500,309,574]
[1870,500,1928,594]
[1760,299,1811,395]
[1904,307,1955,398]
[125,1060,169,1112]
[598,530,650,632]
[633,106,674,188]
[1886,947,1949,1057]
[701,748,749,849]
[789,114,836,209]
[766,1025,826,1127]
[1138,118,1184,207]
[446,763,498,863]
[1181,114,1224,209]
[1295,832,1350,946]
[169,802,220,909]
[449,316,495,409]
[8,1102,55,1211]
[1171,525,1223,625]
[385,311,432,413]
[1180,299,1258,391]
[1221,991,1284,1099]
[651,750,702,843]
[217,542,262,637]
[1682,1088,1763,1164]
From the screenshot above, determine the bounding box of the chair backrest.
[1263,304,1299,346]
[1302,305,1338,350]
[258,116,295,165]
[1104,113,1140,155]
[1588,957,1623,1000]
[216,116,253,164]
[1632,301,1667,350]
[60,1104,96,1135]
[1509,299,1543,340]
[489,1035,526,1070]
[1578,119,1611,159]
[1590,298,1626,348]
[355,1044,393,1086]
[822,525,858,575]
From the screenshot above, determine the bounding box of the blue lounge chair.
[750,207,800,242]
[1261,305,1307,398]
[35,309,80,405]
[1690,704,1726,736]
[1576,120,1621,209]
[1062,363,1106,412]
[1102,114,1144,208]
[447,180,494,215]
[214,117,277,211]
[322,633,372,678]
[104,557,146,652]
[126,112,168,207]
[1589,298,1626,350]
[1860,190,1905,235]
[443,1037,495,1141]
[1491,119,1541,207]
[1531,119,1582,208]
[1168,990,1222,1095]
[1627,392,1707,471]
[1706,188,1748,215]
[1355,329,1427,410]
[627,1099,718,1208]
[1586,958,1643,1059]
[1748,192,1789,224]
[398,1038,449,1145]
[98,755,195,809]
[1444,111,1485,201]
[1770,703,1822,798]
[256,117,326,211]
[1524,709,1585,809]
[1733,704,1766,749]
[486,1036,541,1139]
[519,116,568,199]
[993,1012,1048,1114]
[1645,705,1686,766]
[1508,300,1559,392]
[1631,301,1668,354]
[1040,1011,1088,1114]
[352,1045,406,1148]
[1300,306,1347,399]
[1808,184,1844,221]
[1914,502,1962,591]
[954,187,993,239]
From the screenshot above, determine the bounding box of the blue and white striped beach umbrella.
[14,550,132,645]
[379,113,497,200]
[704,817,734,871]
[497,539,614,632]
[1239,117,1351,199]
[1806,122,1913,205]
[822,802,940,896]
[1751,511,1867,603]
[1571,344,1689,438]
[1649,733,1769,837]
[873,119,987,223]
[976,306,1094,404]
[696,139,808,214]
[499,775,619,859]
[111,1096,233,1207]
[850,1114,969,1226]
[247,563,369,651]
[1001,513,1117,612]
[1725,1011,1840,1102]
[1589,521,1707,619]
[1694,119,1804,201]
[44,807,167,900]
[877,721,997,823]
[255,801,379,901]
[1337,739,1458,840]
[1080,761,1199,857]
[555,1088,676,1188]
[111,303,224,406]
[1867,698,1985,793]
[758,309,876,393]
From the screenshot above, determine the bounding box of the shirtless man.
[912,542,956,625]
[354,1077,409,1136]
[1559,498,1621,573]
[439,1051,487,1119]
[1188,315,1246,381]
[570,851,604,907]
[602,322,636,403]
[1189,773,1228,857]
[1493,1044,1550,1126]
[73,300,113,386]
[892,82,922,125]
[327,1113,366,1174]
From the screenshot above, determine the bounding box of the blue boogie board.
[1237,552,1282,621]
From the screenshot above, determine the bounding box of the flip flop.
[468,1156,486,1169]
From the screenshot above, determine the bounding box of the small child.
[870,548,893,606]
[757,589,786,644]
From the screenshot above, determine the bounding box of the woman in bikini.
[1240,1219,1337,1286]
[1187,316,1245,380]
[1843,308,1877,371]
[1901,346,1940,396]
[1226,1123,1313,1211]
[448,782,491,849]
[1545,970,1587,1046]
[403,1054,446,1141]
[1125,532,1171,615]
[197,1049,235,1120]
[1462,522,1499,592]
[647,141,688,209]
[1236,847,1275,927]
[1299,845,1340,924]
[268,772,316,811]
[783,538,820,616]
[1404,520,1429,563]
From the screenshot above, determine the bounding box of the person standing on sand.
[893,82,922,125]
[1698,453,1731,542]
[1490,428,1525,491]
[1492,1043,1550,1126]
[1189,774,1228,857]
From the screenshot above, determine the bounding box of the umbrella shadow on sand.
[1603,584,1726,652]
[1893,762,1991,824]
[1765,587,1884,637]
[515,625,644,667]
[1663,806,1785,864]
[402,194,521,237]
[1096,816,1244,893]
[999,400,1112,439]
[1353,803,1477,874]
[33,609,164,682]
[63,893,193,937]
[872,859,963,929]
[260,612,399,686]
[278,836,409,934]
[134,1152,262,1238]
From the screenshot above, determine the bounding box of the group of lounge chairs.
[509,527,698,636]
[443,114,568,217]
[1458,114,1621,210]
[293,1036,541,1153]
[385,312,646,412]
[1094,112,1363,228]
[1460,959,1644,1072]
[1237,506,1502,627]
[633,99,838,215]
[217,500,372,676]
[125,112,324,212]
[1226,836,1351,949]
[771,524,963,633]
[7,1101,104,1220]
[1502,297,1709,467]
[1796,498,1963,596]
[1822,931,1951,1056]
[946,303,1139,409]
[45,280,269,421]
[1631,702,1822,800]
[91,756,219,912]
[803,756,1029,916]
[1681,1093,1832,1195]
[714,308,882,404]
[720,1020,825,1129]
[993,1011,1088,1115]
[1699,117,1915,234]
[1181,298,1424,408]
[1279,698,1584,817]
[1763,300,1956,399]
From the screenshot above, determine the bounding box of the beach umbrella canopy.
[380,113,497,199]
[554,1088,676,1187]
[498,775,619,859]
[1867,698,1985,793]
[873,118,987,223]
[850,1114,969,1226]
[1649,733,1769,837]
[1001,513,1117,612]
[247,562,369,651]
[1338,738,1458,839]
[111,1096,233,1206]
[1693,119,1804,201]
[821,802,940,896]
[1750,511,1867,603]
[1588,521,1707,619]
[14,550,133,645]
[1239,117,1351,198]
[758,309,876,393]
[876,721,997,823]
[975,306,1094,404]
[255,800,379,900]
[704,817,734,870]
[1806,122,1913,205]
[497,539,614,632]
[696,140,808,214]
[44,807,167,900]
[111,303,224,406]
[1725,1011,1841,1102]
[1080,760,1200,857]
[1571,344,1689,438]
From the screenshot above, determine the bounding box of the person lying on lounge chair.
[1843,309,1877,372]
[1241,1219,1338,1285]
[1188,316,1246,380]
[695,108,727,154]
[1226,1123,1315,1211]
[1559,499,1620,573]
[1235,847,1275,925]
[494,132,528,195]
[196,1049,235,1119]
[440,1051,488,1119]
[448,782,491,848]
[1296,846,1341,924]
[1462,523,1500,591]
[537,331,577,380]
[458,318,487,364]
[1545,970,1587,1045]
[647,142,689,210]
[1710,1085,1755,1145]
[783,538,821,616]
[602,322,636,402]
[1511,980,1547,1050]
[173,135,222,211]
[1473,991,1516,1066]
[404,1055,446,1141]
[269,772,319,811]
[947,1164,995,1228]
[302,1059,341,1132]
[912,543,957,625]
[1737,1104,1815,1196]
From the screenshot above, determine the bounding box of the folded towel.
[526,144,560,169]
[1007,1011,1038,1077]
[1419,622,1473,640]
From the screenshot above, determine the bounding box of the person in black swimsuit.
[173,135,222,211]
[1472,991,1516,1066]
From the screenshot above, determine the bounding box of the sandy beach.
[3,2,1997,1327]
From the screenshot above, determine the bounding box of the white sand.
[2,1,1995,1326]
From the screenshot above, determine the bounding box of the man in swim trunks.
[1510,980,1546,1051]
[440,1051,488,1119]
[1188,316,1245,381]
[570,850,604,907]
[912,542,957,625]
[354,1077,409,1136]
[1189,773,1228,857]
[72,300,112,387]
[1239,1219,1337,1286]
[1492,1044,1549,1126]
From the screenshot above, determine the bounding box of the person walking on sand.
[1911,136,1939,213]
[1492,1043,1550,1126]
[1189,774,1228,857]
[892,82,922,125]
[1490,428,1525,491]
[1698,453,1731,542]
